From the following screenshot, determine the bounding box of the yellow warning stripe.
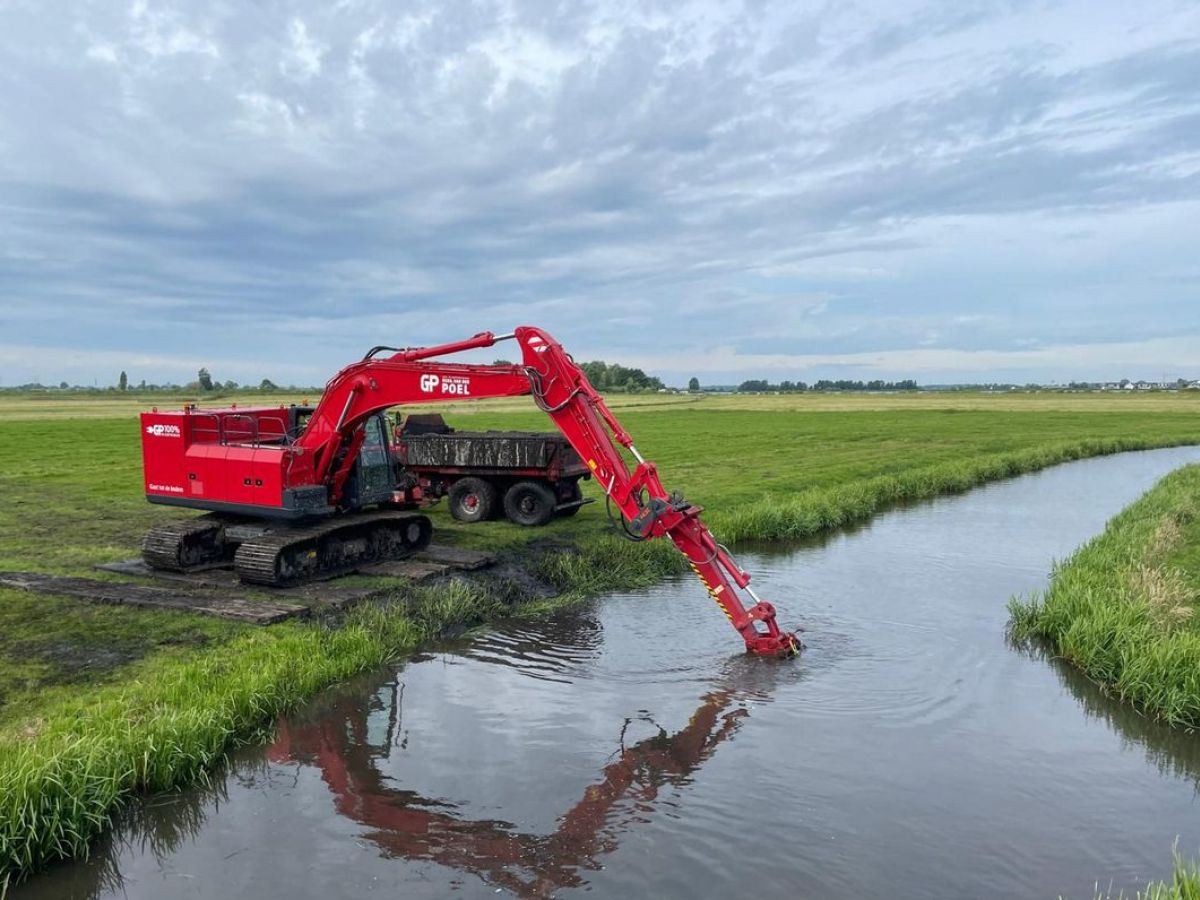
[688,560,734,622]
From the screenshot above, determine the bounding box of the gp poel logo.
[420,374,470,395]
[527,334,548,354]
[145,423,182,438]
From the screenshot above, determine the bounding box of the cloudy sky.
[1,0,1197,388]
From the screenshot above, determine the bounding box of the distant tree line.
[736,379,805,392]
[578,360,665,392]
[164,368,284,392]
[736,378,918,392]
[497,358,666,393]
[2,367,290,393]
[3,361,668,396]
[929,378,1199,392]
[185,367,282,392]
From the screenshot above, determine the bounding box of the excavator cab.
[294,408,397,512]
[342,413,396,510]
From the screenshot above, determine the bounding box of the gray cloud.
[0,0,1197,387]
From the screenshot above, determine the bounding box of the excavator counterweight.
[139,326,801,658]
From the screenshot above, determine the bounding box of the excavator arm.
[294,326,801,658]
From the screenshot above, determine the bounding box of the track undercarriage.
[142,511,432,588]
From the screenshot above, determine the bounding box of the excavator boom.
[510,327,801,657]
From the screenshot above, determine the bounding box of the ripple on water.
[457,620,604,684]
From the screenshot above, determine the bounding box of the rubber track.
[234,511,432,587]
[142,514,231,572]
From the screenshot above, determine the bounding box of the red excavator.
[139,326,800,657]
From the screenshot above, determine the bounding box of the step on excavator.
[140,326,801,657]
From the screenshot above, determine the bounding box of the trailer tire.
[448,477,497,523]
[503,480,557,527]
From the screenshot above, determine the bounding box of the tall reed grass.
[709,437,1191,543]
[1088,845,1200,899]
[1009,465,1200,727]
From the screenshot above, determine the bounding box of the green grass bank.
[1010,465,1200,727]
[2,393,1200,887]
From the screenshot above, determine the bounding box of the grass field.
[1010,464,1200,727]
[2,390,1200,887]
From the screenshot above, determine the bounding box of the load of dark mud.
[431,537,576,603]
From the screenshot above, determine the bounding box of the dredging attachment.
[744,608,804,658]
[709,580,803,658]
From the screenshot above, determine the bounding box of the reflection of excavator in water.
[267,673,752,897]
[140,326,800,656]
